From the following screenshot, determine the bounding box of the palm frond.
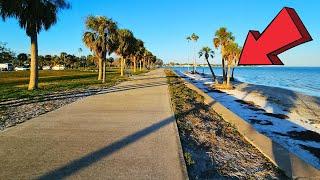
[0,0,70,36]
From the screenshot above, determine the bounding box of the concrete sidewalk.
[0,69,188,179]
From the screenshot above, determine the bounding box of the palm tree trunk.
[227,65,231,87]
[102,59,106,83]
[222,58,226,83]
[28,34,39,90]
[133,56,136,73]
[124,58,127,75]
[98,58,103,80]
[147,59,150,69]
[205,58,216,80]
[143,59,145,70]
[120,57,124,76]
[231,67,235,81]
[139,60,142,71]
[193,44,196,73]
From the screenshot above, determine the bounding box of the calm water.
[173,66,320,97]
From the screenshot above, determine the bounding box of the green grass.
[0,69,148,101]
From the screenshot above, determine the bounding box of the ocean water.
[173,66,320,97]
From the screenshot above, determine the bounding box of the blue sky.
[0,0,319,66]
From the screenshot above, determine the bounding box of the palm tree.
[60,52,67,66]
[142,49,148,69]
[83,16,117,83]
[78,48,82,67]
[186,36,191,72]
[224,41,241,86]
[144,50,153,69]
[199,47,216,80]
[231,46,242,81]
[190,33,199,73]
[150,55,157,69]
[135,40,145,72]
[138,46,146,71]
[0,0,70,90]
[213,27,235,83]
[115,29,135,76]
[131,39,144,73]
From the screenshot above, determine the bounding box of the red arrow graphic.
[238,7,312,65]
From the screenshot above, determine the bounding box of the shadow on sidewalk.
[37,116,175,179]
[36,99,216,179]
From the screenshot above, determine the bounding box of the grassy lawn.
[0,69,148,101]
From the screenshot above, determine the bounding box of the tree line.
[0,42,15,63]
[0,48,124,69]
[187,28,242,88]
[82,15,159,83]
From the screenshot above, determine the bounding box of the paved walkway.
[0,69,187,179]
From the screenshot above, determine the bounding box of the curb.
[165,70,190,180]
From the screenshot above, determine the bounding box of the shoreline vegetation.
[165,69,287,179]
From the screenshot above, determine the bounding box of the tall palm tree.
[199,47,216,80]
[138,46,146,71]
[231,46,242,81]
[213,27,235,83]
[60,52,67,65]
[186,36,191,72]
[83,16,117,83]
[144,50,153,69]
[224,41,241,86]
[131,39,144,73]
[0,0,70,90]
[190,33,199,73]
[150,55,157,69]
[142,49,148,69]
[115,29,135,76]
[134,39,145,72]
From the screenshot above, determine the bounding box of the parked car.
[42,66,51,70]
[0,63,14,71]
[52,65,65,70]
[15,65,30,71]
